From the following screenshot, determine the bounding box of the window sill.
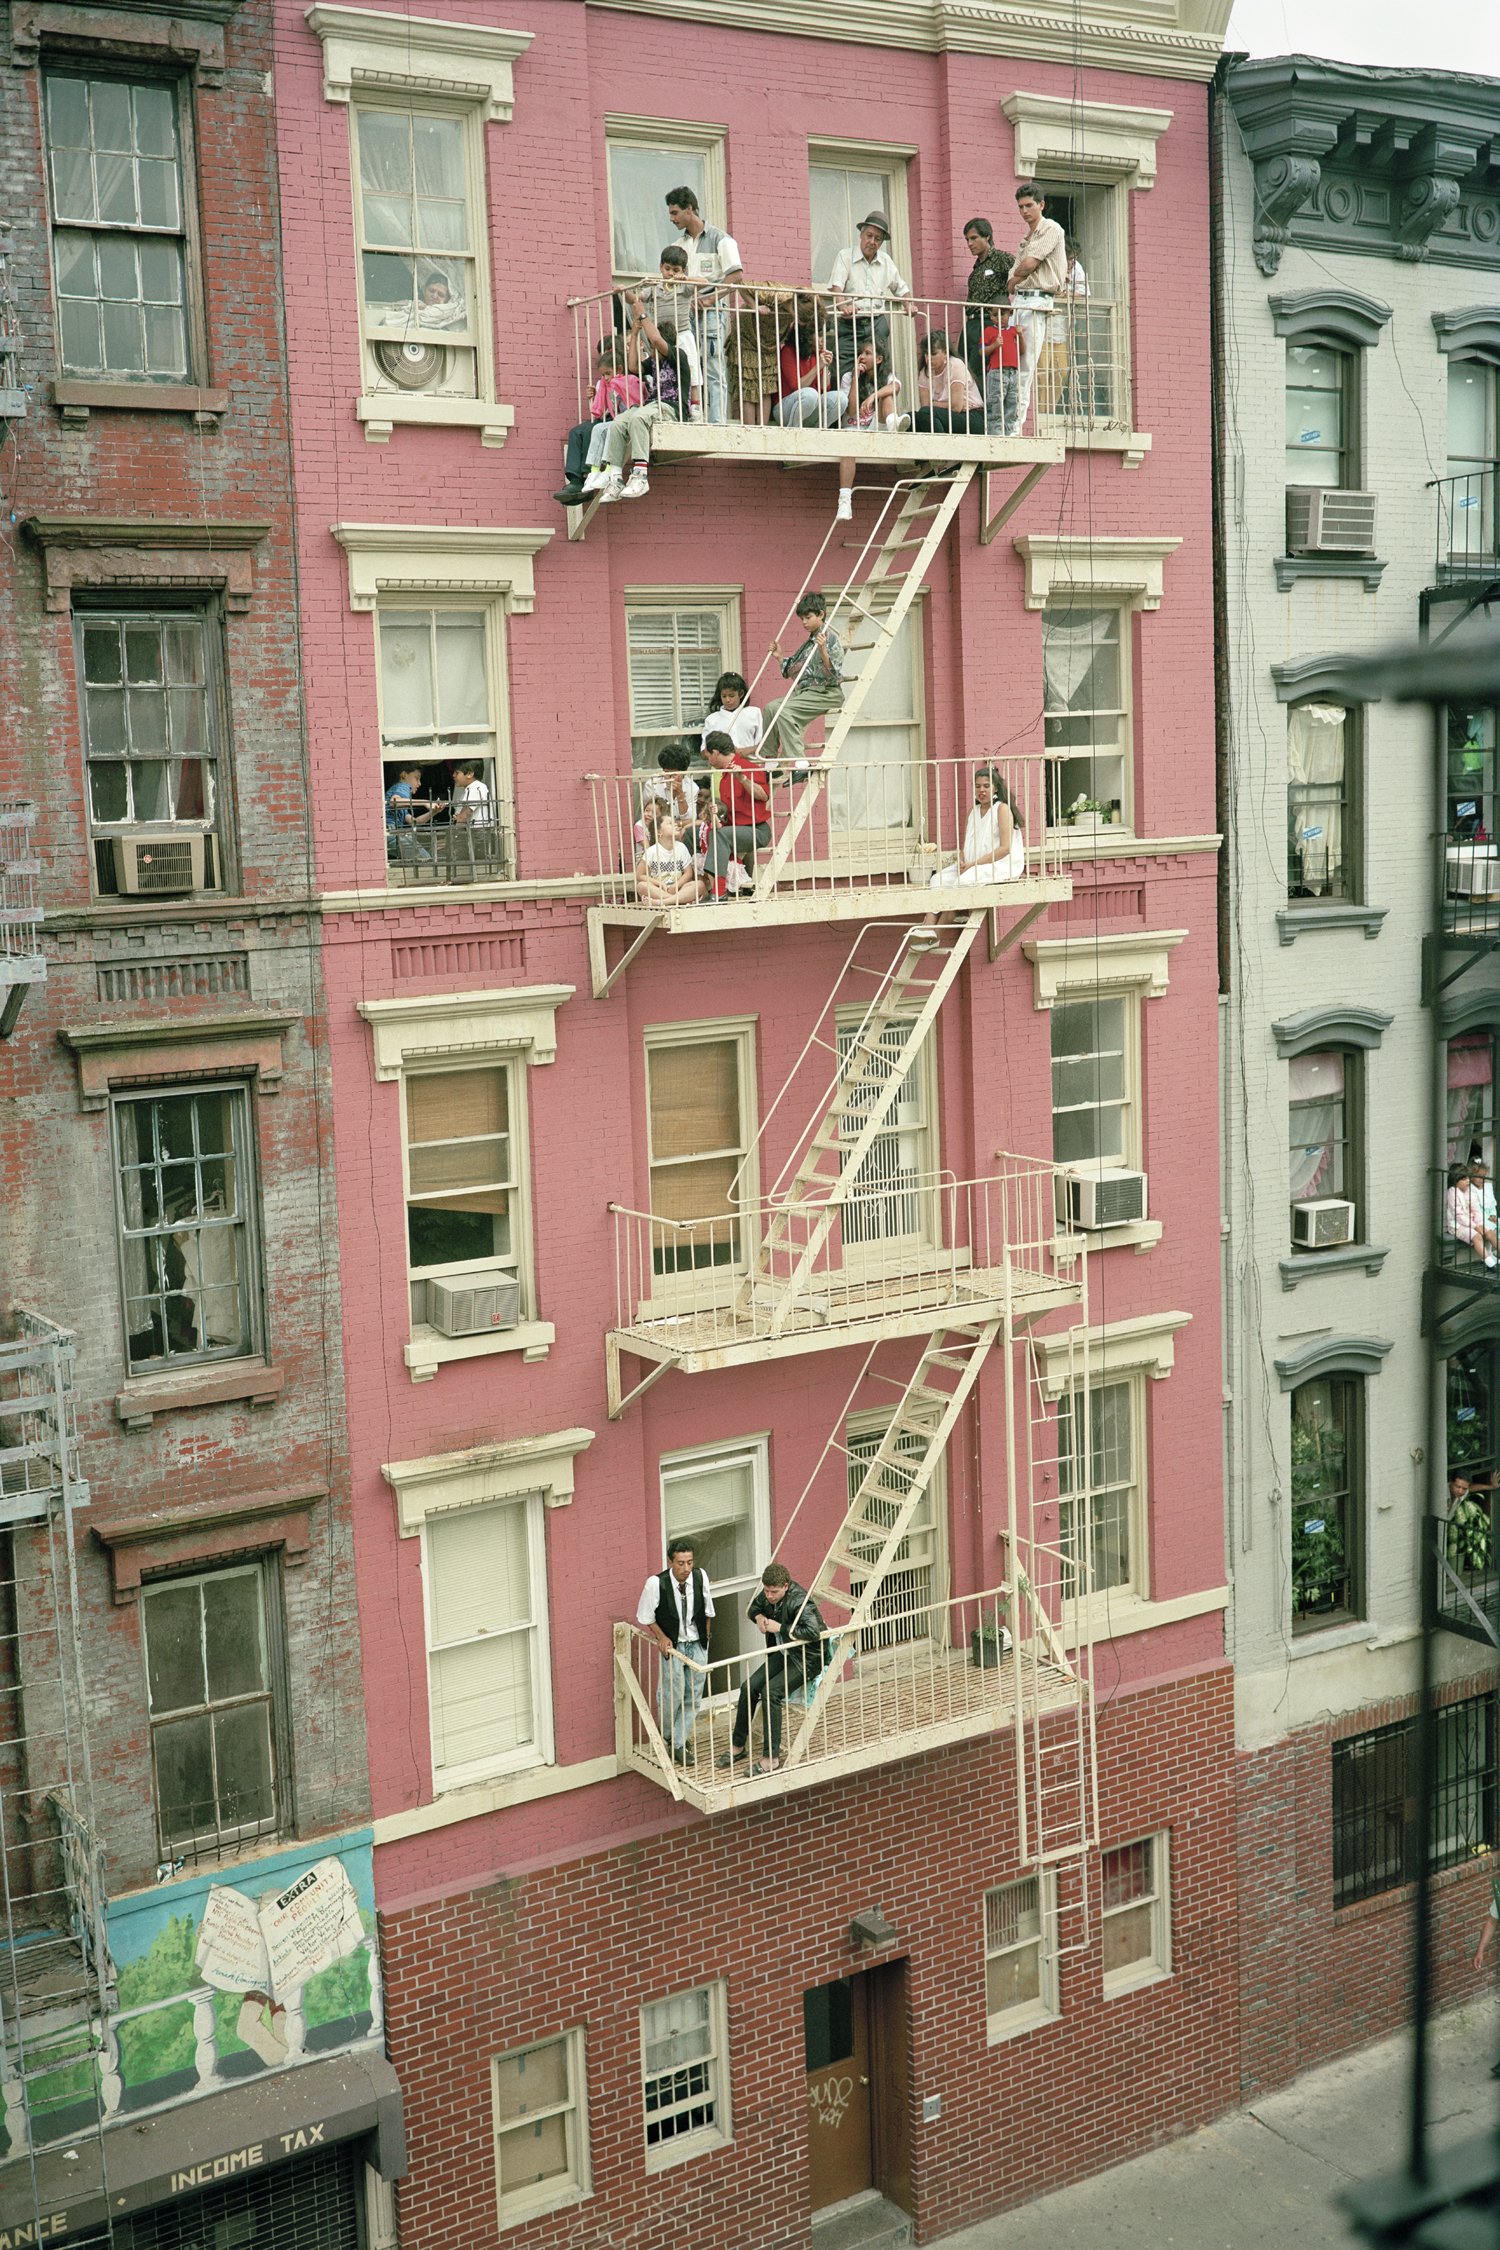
[1289,1618,1376,1658]
[1045,424,1151,470]
[645,2128,732,2176]
[1048,826,1138,856]
[404,1320,554,1381]
[356,394,516,448]
[54,379,229,425]
[1274,554,1388,592]
[1060,1583,1227,1650]
[1277,902,1388,945]
[1280,1242,1391,1289]
[986,2004,1061,2046]
[1084,1217,1162,1256]
[115,1360,285,1430]
[1101,1963,1171,2001]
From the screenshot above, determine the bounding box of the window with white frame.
[626,595,737,771]
[1057,1377,1141,1599]
[845,1411,943,1648]
[76,606,224,893]
[983,1872,1059,2038]
[44,69,195,383]
[1100,1832,1170,1992]
[808,145,911,288]
[1050,991,1135,1173]
[422,1492,551,1788]
[1042,602,1130,826]
[114,1085,257,1374]
[640,1983,730,2168]
[825,594,921,855]
[1028,180,1128,430]
[606,119,726,280]
[404,1062,526,1325]
[142,1560,284,1860]
[351,100,484,407]
[491,2030,590,2225]
[378,604,508,885]
[835,1010,937,1252]
[1287,702,1355,902]
[660,1439,768,1669]
[1447,359,1499,567]
[645,1021,754,1281]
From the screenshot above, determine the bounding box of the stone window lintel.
[95,1482,324,1602]
[383,1428,594,1534]
[59,1011,297,1110]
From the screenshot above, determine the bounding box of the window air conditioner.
[1286,487,1378,556]
[426,1275,522,1337]
[368,338,476,400]
[1065,1167,1147,1230]
[1448,846,1500,898]
[1291,1197,1357,1250]
[110,831,218,895]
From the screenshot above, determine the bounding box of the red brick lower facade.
[377,1664,1237,2249]
[1237,1665,1498,2101]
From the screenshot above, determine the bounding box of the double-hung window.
[1289,1048,1359,1245]
[77,606,223,892]
[606,120,726,281]
[44,69,193,383]
[1050,992,1133,1174]
[1100,1833,1170,1993]
[142,1562,284,1859]
[1042,603,1129,826]
[378,605,507,885]
[1445,359,1498,567]
[114,1087,256,1374]
[660,1440,766,1668]
[1286,702,1354,901]
[1286,343,1356,487]
[404,1064,523,1324]
[845,1413,943,1648]
[352,101,482,406]
[645,1022,754,1283]
[492,2032,590,2225]
[835,1010,936,1253]
[640,1984,730,2169]
[423,1493,551,1788]
[625,596,736,770]
[1290,1374,1362,1630]
[1058,1378,1139,1599]
[983,1873,1059,2038]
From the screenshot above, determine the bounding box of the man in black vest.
[635,1537,715,1765]
[718,1561,827,1776]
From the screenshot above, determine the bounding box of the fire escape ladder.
[0,802,45,1039]
[753,469,975,898]
[740,912,983,1336]
[779,1319,1000,1772]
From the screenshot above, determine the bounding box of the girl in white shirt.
[636,816,702,908]
[700,672,764,757]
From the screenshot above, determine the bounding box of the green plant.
[1065,793,1109,820]
[1291,1409,1349,1615]
[1450,1496,1493,1576]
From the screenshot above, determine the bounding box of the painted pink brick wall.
[272,0,1220,1903]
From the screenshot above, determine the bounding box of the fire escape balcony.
[1431,466,1500,587]
[1428,1511,1500,1650]
[0,803,44,1039]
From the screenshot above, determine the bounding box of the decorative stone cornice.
[1274,1333,1393,1389]
[1250,156,1325,277]
[1002,92,1173,188]
[59,1010,297,1110]
[23,516,268,614]
[332,523,552,614]
[383,1429,594,1533]
[305,3,533,119]
[1434,306,1500,362]
[1269,288,1392,351]
[1035,1310,1191,1398]
[1014,533,1181,613]
[1271,1004,1393,1057]
[1024,928,1186,1008]
[1271,653,1382,702]
[9,0,237,78]
[357,985,573,1078]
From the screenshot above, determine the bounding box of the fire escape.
[0,804,44,1040]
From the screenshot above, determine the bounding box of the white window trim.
[659,1434,771,1678]
[847,1402,949,1614]
[1048,980,1143,1176]
[307,4,532,446]
[1101,1829,1172,1997]
[625,586,743,753]
[1037,1310,1191,1400]
[1016,536,1180,615]
[373,596,514,885]
[1025,929,1186,1010]
[807,137,916,290]
[358,985,572,1375]
[983,1868,1060,2043]
[1036,594,1138,836]
[334,524,551,614]
[640,1980,732,2171]
[491,2028,591,2228]
[422,1487,553,1791]
[833,999,939,1275]
[384,1428,595,1535]
[643,1015,758,1309]
[1002,93,1172,190]
[605,114,728,279]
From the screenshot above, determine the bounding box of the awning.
[0,2045,404,2246]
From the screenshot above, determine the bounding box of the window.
[808,147,909,288]
[1446,702,1498,859]
[1058,1378,1140,1599]
[1290,1375,1362,1631]
[378,605,508,885]
[1446,1030,1494,1176]
[351,101,483,407]
[1050,992,1134,1172]
[1448,1339,1499,1478]
[1289,1048,1359,1243]
[1286,342,1356,487]
[625,596,736,771]
[835,1010,936,1251]
[1286,702,1354,901]
[1100,1833,1170,1993]
[1029,180,1129,430]
[845,1413,943,1647]
[492,2033,589,2224]
[645,1022,754,1281]
[660,1439,767,1668]
[114,1087,256,1373]
[423,1493,551,1788]
[1042,603,1130,826]
[825,595,922,857]
[983,1873,1059,2038]
[606,119,725,280]
[44,70,193,383]
[640,1984,729,2168]
[142,1562,283,1859]
[76,606,223,893]
[1446,360,1498,566]
[1332,1696,1498,1907]
[404,1065,523,1320]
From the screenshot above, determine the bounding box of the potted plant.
[1449,1495,1493,1578]
[969,1619,1012,1669]
[1064,793,1111,833]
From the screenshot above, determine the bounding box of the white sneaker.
[886,411,912,433]
[597,472,625,504]
[835,489,853,521]
[581,468,608,495]
[622,467,650,499]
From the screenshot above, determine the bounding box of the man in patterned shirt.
[763,592,845,769]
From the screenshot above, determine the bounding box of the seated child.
[636,814,702,908]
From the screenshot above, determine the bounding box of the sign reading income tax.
[195,1855,366,2001]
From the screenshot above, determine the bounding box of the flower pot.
[970,1628,1002,1670]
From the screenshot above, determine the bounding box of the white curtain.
[1289,1051,1344,1198]
[1287,704,1347,895]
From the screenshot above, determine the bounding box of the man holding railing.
[828,210,911,385]
[665,186,743,426]
[717,1562,828,1776]
[764,591,845,770]
[637,1537,715,1766]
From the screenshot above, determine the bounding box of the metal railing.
[0,1312,84,1520]
[1434,1160,1500,1279]
[585,754,1060,908]
[567,282,1126,442]
[609,1159,1081,1352]
[1432,467,1500,577]
[1429,1510,1500,1648]
[384,814,513,889]
[1440,826,1500,940]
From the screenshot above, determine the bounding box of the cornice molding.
[1269,287,1392,350]
[331,523,552,613]
[24,516,269,614]
[9,0,236,78]
[1035,1309,1192,1397]
[95,1484,325,1603]
[1275,1332,1393,1389]
[1433,306,1500,363]
[59,1011,297,1110]
[357,984,574,1077]
[1014,533,1181,612]
[304,3,533,118]
[1271,1004,1393,1057]
[1024,927,1187,1007]
[588,0,1231,82]
[383,1429,594,1533]
[1002,91,1173,188]
[1271,653,1382,703]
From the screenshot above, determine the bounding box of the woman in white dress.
[929,764,1025,886]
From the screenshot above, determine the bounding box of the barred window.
[1332,1697,1498,1908]
[640,1984,730,2169]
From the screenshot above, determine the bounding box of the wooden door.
[868,1957,912,2215]
[803,1975,873,2211]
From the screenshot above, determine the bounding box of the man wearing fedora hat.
[828,209,911,384]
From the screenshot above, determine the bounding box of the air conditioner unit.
[427,1275,522,1337]
[110,831,218,895]
[368,337,476,400]
[1292,1197,1357,1250]
[1286,486,1378,556]
[1448,846,1500,898]
[1065,1167,1147,1230]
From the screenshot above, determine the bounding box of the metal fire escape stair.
[740,913,983,1336]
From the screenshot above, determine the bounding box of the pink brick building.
[271,0,1232,2236]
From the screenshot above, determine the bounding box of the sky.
[1224,0,1497,74]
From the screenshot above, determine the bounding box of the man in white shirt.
[636,1538,715,1764]
[1009,181,1068,433]
[666,186,743,426]
[828,210,910,383]
[446,759,498,879]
